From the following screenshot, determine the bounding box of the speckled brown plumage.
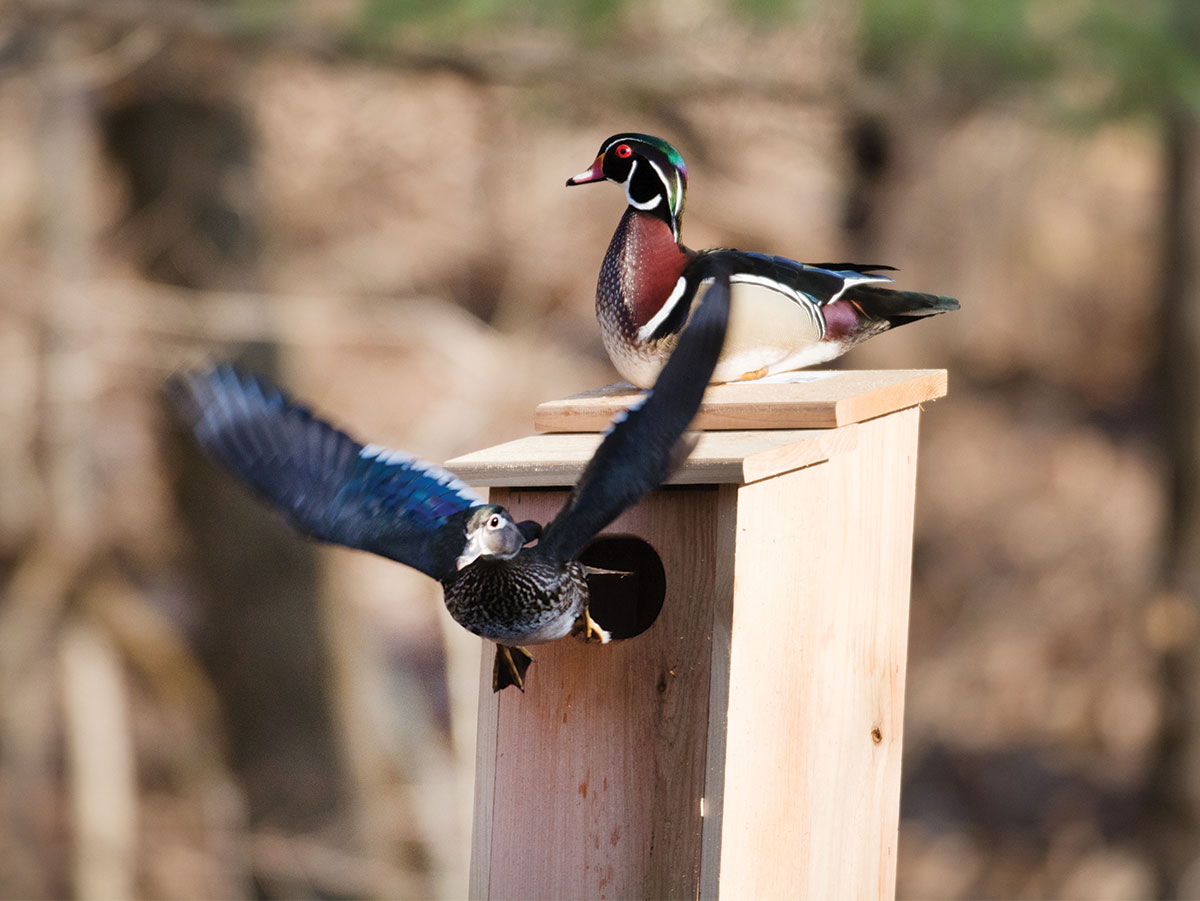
[444,553,589,645]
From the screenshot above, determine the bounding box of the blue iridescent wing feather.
[168,364,482,582]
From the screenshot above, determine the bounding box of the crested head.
[567,133,688,239]
[457,504,528,570]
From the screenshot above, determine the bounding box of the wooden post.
[446,370,946,900]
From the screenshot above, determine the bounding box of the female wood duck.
[168,266,730,692]
[567,132,960,388]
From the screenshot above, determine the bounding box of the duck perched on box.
[567,132,959,388]
[168,265,731,692]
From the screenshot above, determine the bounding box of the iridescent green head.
[567,133,688,239]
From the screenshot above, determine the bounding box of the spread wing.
[537,261,732,562]
[168,364,482,583]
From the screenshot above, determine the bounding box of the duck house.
[445,369,947,900]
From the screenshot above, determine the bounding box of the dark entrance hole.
[579,535,666,640]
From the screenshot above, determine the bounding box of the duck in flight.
[168,265,731,690]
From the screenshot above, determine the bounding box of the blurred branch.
[0,20,164,89]
[859,0,1200,123]
[2,66,114,879]
[250,829,381,899]
[0,28,105,895]
[79,571,255,897]
[59,619,138,900]
[57,279,513,361]
[38,28,99,555]
[9,0,837,105]
[0,541,80,897]
[81,573,222,739]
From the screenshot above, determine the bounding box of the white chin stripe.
[623,161,663,211]
[637,275,690,343]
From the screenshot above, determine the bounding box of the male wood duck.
[168,265,730,692]
[567,132,960,388]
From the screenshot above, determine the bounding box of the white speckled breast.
[443,554,589,645]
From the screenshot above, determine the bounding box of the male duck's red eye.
[615,143,632,159]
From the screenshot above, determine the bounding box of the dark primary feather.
[167,364,482,582]
[537,261,732,562]
[807,262,898,275]
[843,283,961,325]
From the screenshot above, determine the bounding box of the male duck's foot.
[493,645,533,692]
[738,366,769,381]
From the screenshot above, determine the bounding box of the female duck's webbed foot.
[493,645,533,692]
[571,607,612,644]
[738,366,769,381]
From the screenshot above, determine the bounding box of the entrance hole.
[579,535,666,640]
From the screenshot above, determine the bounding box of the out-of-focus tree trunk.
[101,48,369,898]
[1150,13,1200,889]
[842,112,891,254]
[0,29,104,899]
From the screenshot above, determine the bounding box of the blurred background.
[2,0,1199,897]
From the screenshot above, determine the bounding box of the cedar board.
[446,425,858,488]
[533,369,946,432]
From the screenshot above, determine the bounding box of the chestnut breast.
[597,209,692,336]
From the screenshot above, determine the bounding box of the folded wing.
[644,251,898,343]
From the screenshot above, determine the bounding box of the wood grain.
[469,405,925,899]
[533,369,946,432]
[702,407,920,899]
[470,487,729,900]
[469,640,499,899]
[446,425,858,488]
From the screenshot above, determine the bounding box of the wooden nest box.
[446,370,947,900]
